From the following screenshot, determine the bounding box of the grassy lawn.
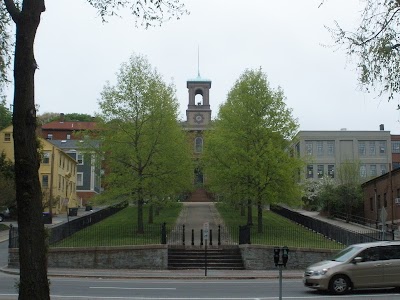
[51,201,343,250]
[0,224,9,232]
[216,202,344,250]
[52,202,182,247]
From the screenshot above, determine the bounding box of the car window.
[359,247,380,262]
[381,245,400,260]
[331,245,362,262]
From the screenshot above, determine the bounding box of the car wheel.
[0,214,4,222]
[329,275,350,295]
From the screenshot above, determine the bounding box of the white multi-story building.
[294,129,392,182]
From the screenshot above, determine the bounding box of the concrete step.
[168,247,244,270]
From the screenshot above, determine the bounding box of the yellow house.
[0,125,79,214]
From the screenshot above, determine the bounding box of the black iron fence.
[9,203,381,249]
[165,224,239,246]
[9,201,128,248]
[164,223,344,249]
[270,205,392,246]
[52,224,163,247]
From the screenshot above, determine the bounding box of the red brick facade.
[362,168,400,228]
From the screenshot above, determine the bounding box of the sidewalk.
[0,266,304,280]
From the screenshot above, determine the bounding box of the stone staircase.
[168,247,244,270]
[186,188,213,202]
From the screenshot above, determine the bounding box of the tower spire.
[197,45,200,77]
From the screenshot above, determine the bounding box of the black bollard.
[182,224,185,245]
[161,222,166,244]
[218,225,221,246]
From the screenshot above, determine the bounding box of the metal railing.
[9,201,128,248]
[165,224,239,246]
[331,211,378,229]
[51,224,163,247]
[270,205,392,246]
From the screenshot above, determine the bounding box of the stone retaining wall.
[239,244,337,269]
[8,244,337,270]
[9,245,168,269]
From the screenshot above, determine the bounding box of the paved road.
[0,275,399,299]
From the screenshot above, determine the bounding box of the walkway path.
[169,202,224,245]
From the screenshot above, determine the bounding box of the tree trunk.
[6,0,50,299]
[240,203,245,216]
[137,198,144,233]
[247,199,253,225]
[148,204,154,224]
[257,201,263,233]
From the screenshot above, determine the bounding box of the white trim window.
[42,151,50,164]
[77,153,84,165]
[77,172,84,186]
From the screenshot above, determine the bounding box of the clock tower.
[185,75,212,129]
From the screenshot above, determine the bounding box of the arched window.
[195,137,203,153]
[195,88,204,105]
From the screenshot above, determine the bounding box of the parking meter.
[274,247,280,266]
[282,246,289,267]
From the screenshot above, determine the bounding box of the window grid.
[327,141,335,156]
[370,165,377,177]
[328,165,335,178]
[379,141,386,155]
[42,152,50,164]
[369,141,376,156]
[316,142,323,156]
[42,175,49,188]
[307,165,313,179]
[194,137,203,153]
[317,165,324,178]
[305,142,313,156]
[358,142,366,156]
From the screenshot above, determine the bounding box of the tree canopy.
[0,98,12,129]
[0,151,15,208]
[0,2,12,97]
[96,54,193,232]
[203,69,302,229]
[37,112,95,124]
[327,0,400,102]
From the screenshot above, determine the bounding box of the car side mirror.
[353,257,362,264]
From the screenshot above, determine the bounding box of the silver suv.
[304,241,400,294]
[0,207,10,222]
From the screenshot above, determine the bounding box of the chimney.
[380,124,385,131]
[60,113,65,123]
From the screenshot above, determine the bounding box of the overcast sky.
[5,0,400,134]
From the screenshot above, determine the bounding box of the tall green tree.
[203,69,302,232]
[0,2,11,96]
[0,98,12,129]
[1,1,187,299]
[37,112,95,125]
[0,151,15,208]
[326,0,400,102]
[97,54,192,233]
[336,160,363,222]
